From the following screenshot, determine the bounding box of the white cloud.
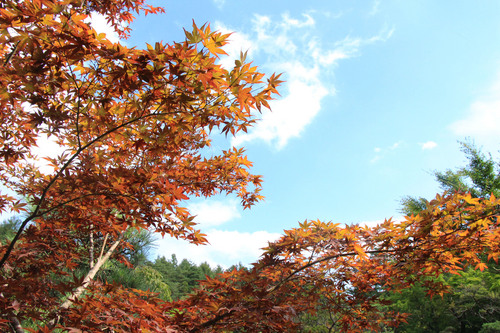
[450,76,500,150]
[232,62,328,149]
[213,0,225,9]
[224,13,392,150]
[369,0,381,16]
[313,27,393,67]
[18,102,65,174]
[281,13,315,28]
[370,141,402,163]
[187,199,241,227]
[312,47,351,66]
[87,13,121,44]
[154,229,281,268]
[155,199,280,268]
[214,23,257,70]
[451,101,500,138]
[323,11,346,20]
[390,142,401,150]
[357,219,384,228]
[30,134,65,174]
[420,141,438,150]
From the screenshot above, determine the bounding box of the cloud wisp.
[420,141,438,150]
[87,13,122,44]
[215,13,393,150]
[212,0,225,9]
[371,141,403,163]
[368,0,381,16]
[450,74,500,150]
[187,199,241,228]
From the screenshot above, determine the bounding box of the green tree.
[480,321,500,333]
[385,267,500,333]
[446,268,500,333]
[436,142,500,198]
[389,279,453,333]
[401,141,500,216]
[95,229,173,301]
[151,254,223,300]
[0,217,22,245]
[101,261,172,301]
[391,142,500,333]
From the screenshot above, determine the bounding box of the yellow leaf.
[475,262,488,272]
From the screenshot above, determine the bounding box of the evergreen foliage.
[401,140,500,215]
[390,142,500,332]
[480,321,500,333]
[0,217,21,245]
[152,254,224,300]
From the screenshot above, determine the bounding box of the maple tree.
[162,192,499,332]
[0,0,280,330]
[1,1,499,332]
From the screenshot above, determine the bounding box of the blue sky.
[91,0,500,267]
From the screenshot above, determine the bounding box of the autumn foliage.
[160,192,499,332]
[0,1,499,332]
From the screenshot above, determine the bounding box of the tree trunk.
[89,225,94,269]
[60,232,123,309]
[9,316,24,333]
[48,232,124,328]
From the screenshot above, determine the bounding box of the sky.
[91,1,499,267]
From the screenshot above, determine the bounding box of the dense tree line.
[102,253,227,301]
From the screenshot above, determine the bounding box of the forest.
[0,0,500,332]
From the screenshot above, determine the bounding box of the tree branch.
[0,108,183,269]
[3,41,20,67]
[98,233,109,262]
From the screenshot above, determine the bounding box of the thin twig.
[3,41,20,67]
